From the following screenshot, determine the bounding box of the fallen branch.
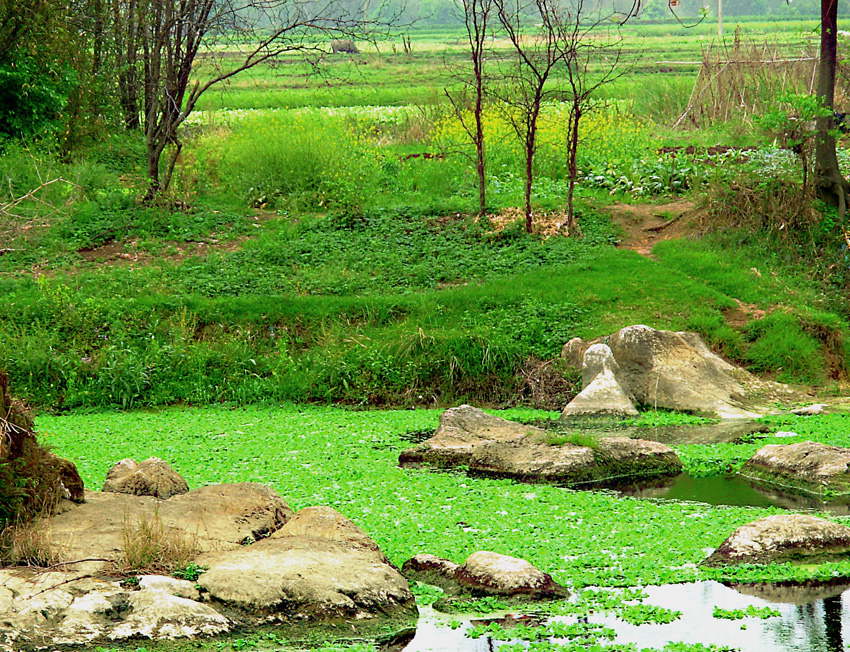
[1,178,81,220]
[645,215,683,232]
[28,574,94,598]
[44,558,112,570]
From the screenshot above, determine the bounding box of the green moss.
[541,431,601,448]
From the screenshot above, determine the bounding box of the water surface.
[400,580,850,652]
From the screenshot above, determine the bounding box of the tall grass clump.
[218,113,384,209]
[744,312,825,384]
[120,510,198,573]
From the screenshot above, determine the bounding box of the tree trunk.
[524,108,541,234]
[144,142,163,202]
[564,104,581,234]
[474,78,487,217]
[814,0,850,215]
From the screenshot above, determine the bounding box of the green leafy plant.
[712,605,781,620]
[756,93,832,189]
[172,562,206,581]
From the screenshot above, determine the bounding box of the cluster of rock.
[399,404,682,485]
[0,459,416,650]
[0,455,585,650]
[561,325,800,419]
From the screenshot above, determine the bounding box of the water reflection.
[610,473,850,515]
[399,581,850,652]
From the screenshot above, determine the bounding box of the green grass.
[36,406,850,589]
[3,209,847,410]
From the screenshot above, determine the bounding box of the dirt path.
[608,200,775,330]
[608,199,696,257]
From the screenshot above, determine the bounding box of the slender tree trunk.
[565,104,581,233]
[524,100,542,233]
[524,144,534,233]
[815,0,850,215]
[474,74,487,217]
[145,141,164,202]
[92,0,105,76]
[114,0,142,130]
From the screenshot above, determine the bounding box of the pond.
[399,580,850,651]
[609,473,850,515]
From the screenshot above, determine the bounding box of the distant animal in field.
[834,111,850,134]
[331,39,359,54]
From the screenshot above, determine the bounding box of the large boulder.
[455,551,569,599]
[401,554,462,593]
[0,568,231,649]
[739,441,850,496]
[467,435,681,485]
[562,344,638,418]
[398,404,547,467]
[704,514,850,565]
[562,325,798,418]
[197,507,415,622]
[270,505,385,558]
[103,457,189,499]
[25,483,292,571]
[399,405,681,486]
[402,551,568,600]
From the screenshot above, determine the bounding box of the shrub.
[0,55,72,138]
[0,372,71,529]
[745,312,824,384]
[219,113,384,209]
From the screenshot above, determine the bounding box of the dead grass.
[699,178,818,237]
[0,518,62,566]
[676,30,842,127]
[119,510,198,574]
[487,207,577,238]
[516,356,580,410]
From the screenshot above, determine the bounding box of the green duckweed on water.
[37,406,850,589]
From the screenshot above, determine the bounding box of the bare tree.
[492,0,563,233]
[117,0,397,201]
[446,0,494,218]
[547,0,626,234]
